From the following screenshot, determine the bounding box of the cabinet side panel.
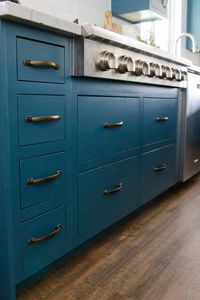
[0,21,16,300]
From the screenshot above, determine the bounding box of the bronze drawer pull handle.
[104,121,124,128]
[23,59,60,70]
[28,224,62,245]
[27,170,61,185]
[154,164,167,171]
[104,183,123,195]
[25,115,61,122]
[156,117,169,122]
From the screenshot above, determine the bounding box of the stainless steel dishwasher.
[180,66,200,181]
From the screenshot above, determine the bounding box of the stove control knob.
[149,63,162,78]
[118,56,135,73]
[162,65,173,79]
[135,60,150,76]
[96,51,117,71]
[172,68,182,81]
[181,71,188,81]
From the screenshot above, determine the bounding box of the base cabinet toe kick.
[0,20,187,300]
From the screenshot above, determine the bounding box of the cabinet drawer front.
[140,145,177,204]
[22,206,66,278]
[20,152,66,208]
[17,38,65,83]
[78,96,139,162]
[142,98,177,147]
[18,95,65,146]
[78,156,138,238]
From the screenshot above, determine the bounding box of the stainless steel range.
[73,24,190,88]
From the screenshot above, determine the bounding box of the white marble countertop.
[0,1,81,36]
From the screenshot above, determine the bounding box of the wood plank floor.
[17,174,200,300]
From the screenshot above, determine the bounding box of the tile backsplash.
[20,0,111,26]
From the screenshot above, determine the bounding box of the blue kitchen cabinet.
[18,95,66,146]
[17,37,65,83]
[0,19,179,300]
[140,93,178,205]
[70,84,141,247]
[78,95,139,162]
[78,156,139,241]
[20,152,67,208]
[142,97,177,149]
[22,205,66,278]
[140,145,177,204]
[72,79,179,246]
[112,0,168,23]
[0,19,73,299]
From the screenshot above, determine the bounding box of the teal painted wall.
[187,0,200,49]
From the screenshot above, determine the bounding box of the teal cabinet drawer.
[142,98,177,148]
[140,145,177,204]
[18,95,65,146]
[17,38,65,83]
[22,206,66,278]
[20,152,66,209]
[78,96,139,162]
[78,156,139,239]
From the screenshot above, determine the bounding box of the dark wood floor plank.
[142,256,200,300]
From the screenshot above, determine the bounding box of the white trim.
[168,0,188,55]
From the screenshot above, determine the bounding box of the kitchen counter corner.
[0,1,81,36]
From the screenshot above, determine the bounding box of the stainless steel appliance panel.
[180,70,200,181]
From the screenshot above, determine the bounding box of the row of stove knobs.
[96,51,188,81]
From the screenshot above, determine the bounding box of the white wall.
[20,0,111,26]
[167,0,188,54]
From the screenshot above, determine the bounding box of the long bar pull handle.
[103,183,123,195]
[23,60,60,69]
[27,171,61,185]
[156,117,169,122]
[25,115,61,122]
[28,224,62,245]
[104,121,124,128]
[154,164,167,172]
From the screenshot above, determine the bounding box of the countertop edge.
[0,2,81,36]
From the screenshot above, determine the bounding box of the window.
[129,0,185,53]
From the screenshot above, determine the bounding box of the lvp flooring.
[17,174,200,300]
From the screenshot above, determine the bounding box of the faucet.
[175,33,200,55]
